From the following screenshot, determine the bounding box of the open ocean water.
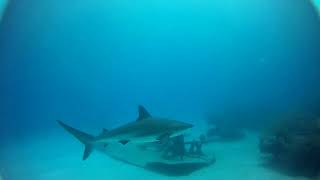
[1,0,320,180]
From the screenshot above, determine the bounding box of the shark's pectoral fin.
[119,140,130,145]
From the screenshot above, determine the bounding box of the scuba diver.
[162,134,206,160]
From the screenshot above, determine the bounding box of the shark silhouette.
[57,105,193,160]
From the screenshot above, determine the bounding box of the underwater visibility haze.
[0,0,8,22]
[1,0,320,179]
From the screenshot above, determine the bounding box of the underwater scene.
[1,0,320,179]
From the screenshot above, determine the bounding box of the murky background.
[1,0,320,179]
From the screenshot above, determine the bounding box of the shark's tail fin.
[57,120,94,160]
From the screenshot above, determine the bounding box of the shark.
[57,105,193,160]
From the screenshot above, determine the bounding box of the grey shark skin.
[57,105,193,160]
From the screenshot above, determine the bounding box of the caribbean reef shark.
[57,105,193,160]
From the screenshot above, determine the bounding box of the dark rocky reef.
[259,114,320,178]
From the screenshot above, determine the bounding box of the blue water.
[1,0,320,179]
[316,0,320,7]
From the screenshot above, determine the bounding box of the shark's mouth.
[171,128,192,138]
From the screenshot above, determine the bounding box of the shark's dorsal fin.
[136,105,151,121]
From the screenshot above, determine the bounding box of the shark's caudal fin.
[57,120,94,160]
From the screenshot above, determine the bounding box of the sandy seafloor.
[0,132,310,180]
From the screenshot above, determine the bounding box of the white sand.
[0,132,310,180]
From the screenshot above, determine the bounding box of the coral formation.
[260,114,320,178]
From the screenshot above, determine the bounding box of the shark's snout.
[185,123,194,129]
[169,121,194,138]
[174,121,193,131]
[181,121,193,129]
